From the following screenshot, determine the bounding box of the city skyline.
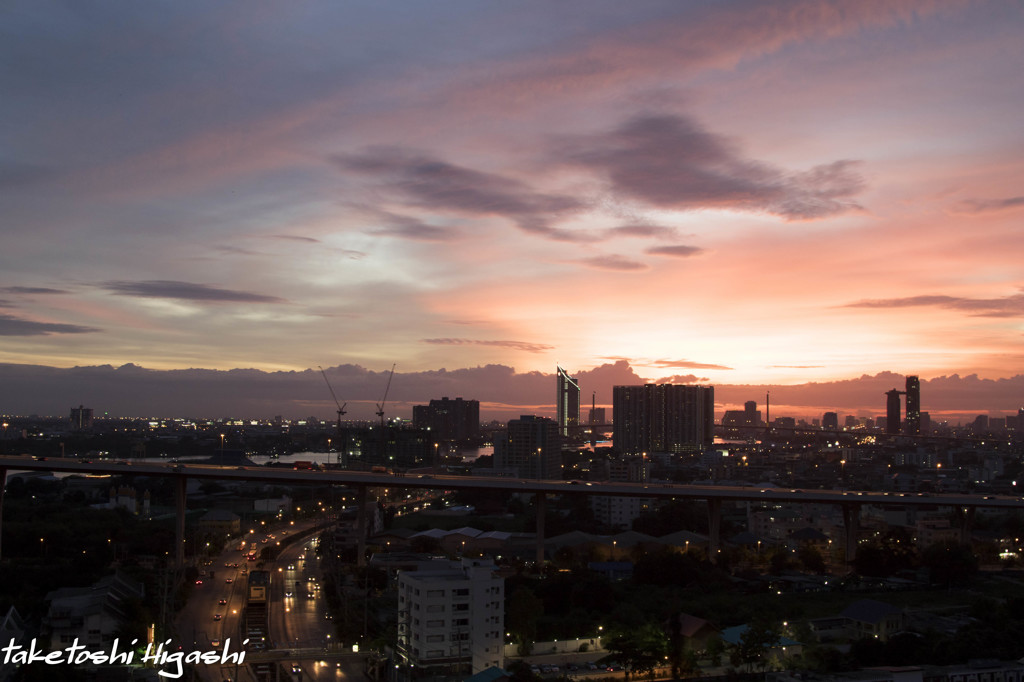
[0,361,1021,425]
[2,3,1023,392]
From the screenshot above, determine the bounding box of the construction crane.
[319,366,347,432]
[375,364,396,429]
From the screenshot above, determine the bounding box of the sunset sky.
[2,0,1023,414]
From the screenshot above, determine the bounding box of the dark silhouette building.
[885,389,902,435]
[412,397,480,442]
[613,384,714,454]
[493,415,561,479]
[904,375,921,435]
[70,405,93,430]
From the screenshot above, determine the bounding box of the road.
[4,454,1023,509]
[173,519,328,682]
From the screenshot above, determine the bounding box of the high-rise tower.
[885,389,902,435]
[556,365,580,437]
[904,375,921,435]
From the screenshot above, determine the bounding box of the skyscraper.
[556,365,580,437]
[885,389,902,435]
[612,384,714,454]
[904,375,921,435]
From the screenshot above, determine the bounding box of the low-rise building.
[43,572,145,651]
[396,558,505,676]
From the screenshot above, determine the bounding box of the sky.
[2,1,1023,419]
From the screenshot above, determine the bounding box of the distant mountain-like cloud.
[843,292,1024,318]
[101,280,287,304]
[560,114,865,220]
[0,313,99,336]
[0,363,1020,423]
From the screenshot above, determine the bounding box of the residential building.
[493,416,561,479]
[613,384,714,454]
[396,558,505,676]
[412,397,481,442]
[43,572,145,650]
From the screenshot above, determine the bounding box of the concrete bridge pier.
[175,475,186,568]
[356,485,368,568]
[842,503,861,565]
[956,505,976,545]
[707,498,721,562]
[535,493,546,564]
[0,468,6,561]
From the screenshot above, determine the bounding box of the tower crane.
[319,366,347,432]
[375,364,396,429]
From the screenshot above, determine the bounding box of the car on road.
[225,578,233,583]
[218,599,227,605]
[213,614,222,621]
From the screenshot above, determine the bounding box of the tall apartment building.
[885,389,902,435]
[612,384,714,454]
[904,375,921,435]
[396,559,505,676]
[412,397,481,442]
[493,415,561,479]
[556,366,580,437]
[70,405,93,430]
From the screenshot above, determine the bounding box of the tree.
[706,636,725,667]
[729,618,780,672]
[921,541,978,587]
[506,587,544,655]
[603,623,668,680]
[796,545,827,574]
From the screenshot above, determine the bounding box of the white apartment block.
[396,558,504,675]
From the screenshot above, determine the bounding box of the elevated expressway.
[2,455,1022,564]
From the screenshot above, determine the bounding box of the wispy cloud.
[335,148,585,241]
[0,286,71,295]
[560,114,865,220]
[952,196,1024,214]
[605,223,680,239]
[576,255,648,271]
[843,292,1024,318]
[839,288,1024,315]
[651,358,733,370]
[273,235,322,243]
[101,280,287,304]
[645,245,705,258]
[421,338,553,353]
[0,313,100,336]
